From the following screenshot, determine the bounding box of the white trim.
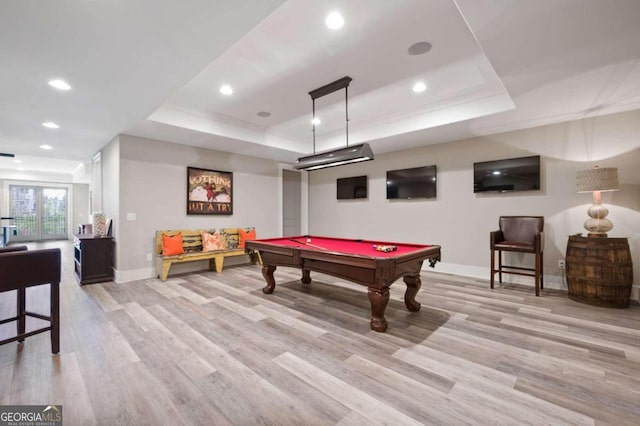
[424,261,567,291]
[114,266,155,283]
[113,261,637,302]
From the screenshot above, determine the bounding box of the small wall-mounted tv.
[337,175,367,199]
[473,155,541,193]
[386,165,437,199]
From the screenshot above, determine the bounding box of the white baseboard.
[113,261,638,303]
[425,261,639,302]
[426,262,566,292]
[114,267,155,283]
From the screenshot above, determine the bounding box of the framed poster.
[187,167,233,215]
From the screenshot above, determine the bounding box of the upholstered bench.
[155,227,259,281]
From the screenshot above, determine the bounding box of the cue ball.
[306,238,311,242]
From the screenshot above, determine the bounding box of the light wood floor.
[1,240,639,425]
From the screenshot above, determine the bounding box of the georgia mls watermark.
[0,405,62,426]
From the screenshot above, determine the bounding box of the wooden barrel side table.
[565,236,633,308]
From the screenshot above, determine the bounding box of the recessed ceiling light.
[40,144,53,150]
[219,84,233,95]
[408,41,432,56]
[257,111,271,118]
[325,11,344,30]
[42,121,59,129]
[493,171,501,175]
[311,117,321,125]
[48,79,71,90]
[412,82,427,93]
[13,159,22,163]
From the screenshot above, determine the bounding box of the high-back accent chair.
[490,216,544,296]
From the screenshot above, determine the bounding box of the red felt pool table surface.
[255,236,432,258]
[246,235,441,332]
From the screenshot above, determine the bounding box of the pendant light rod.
[309,76,352,155]
[345,85,349,147]
[312,97,316,154]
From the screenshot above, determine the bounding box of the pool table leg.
[403,275,422,312]
[368,288,389,332]
[261,265,277,294]
[301,268,311,284]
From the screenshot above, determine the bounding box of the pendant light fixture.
[294,76,374,170]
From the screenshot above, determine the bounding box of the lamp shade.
[576,167,619,193]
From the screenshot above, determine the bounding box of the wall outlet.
[146,253,152,261]
[558,259,565,269]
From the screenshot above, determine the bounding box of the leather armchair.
[0,246,61,353]
[490,216,544,296]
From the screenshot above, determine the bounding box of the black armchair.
[0,246,61,353]
[490,216,544,296]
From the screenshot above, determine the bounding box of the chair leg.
[534,252,541,297]
[498,251,503,283]
[540,252,544,289]
[490,249,495,289]
[51,283,60,354]
[17,288,26,343]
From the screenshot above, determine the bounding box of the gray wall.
[308,109,640,297]
[112,135,281,281]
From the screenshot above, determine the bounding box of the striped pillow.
[181,231,203,253]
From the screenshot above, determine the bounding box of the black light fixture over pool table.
[294,76,374,171]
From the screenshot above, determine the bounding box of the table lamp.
[576,166,619,237]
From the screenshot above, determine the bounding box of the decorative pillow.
[238,227,256,248]
[202,230,224,252]
[181,231,202,253]
[223,229,239,249]
[162,233,184,256]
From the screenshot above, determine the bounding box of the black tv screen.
[474,155,540,193]
[386,165,437,199]
[337,175,367,199]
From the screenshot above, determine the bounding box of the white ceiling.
[1,0,640,177]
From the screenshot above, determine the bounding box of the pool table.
[245,236,441,332]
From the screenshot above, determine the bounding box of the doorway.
[282,169,301,236]
[9,185,68,242]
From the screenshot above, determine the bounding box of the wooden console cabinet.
[74,234,113,284]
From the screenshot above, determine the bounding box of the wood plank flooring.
[1,240,639,425]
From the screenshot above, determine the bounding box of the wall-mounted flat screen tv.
[337,175,367,199]
[473,155,541,193]
[386,165,437,199]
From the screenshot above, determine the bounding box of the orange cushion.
[238,228,256,248]
[202,230,224,252]
[162,233,184,256]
